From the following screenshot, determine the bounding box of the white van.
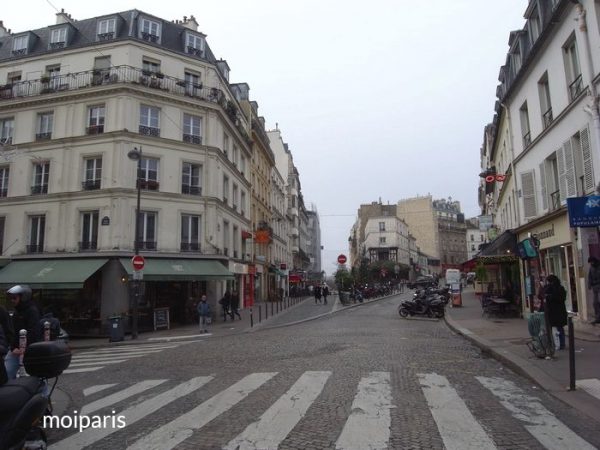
[445,269,461,287]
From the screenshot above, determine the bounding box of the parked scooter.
[0,340,72,450]
[399,293,446,318]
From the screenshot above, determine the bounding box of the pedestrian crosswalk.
[63,343,187,374]
[49,372,599,450]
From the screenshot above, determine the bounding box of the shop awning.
[119,258,234,281]
[478,230,518,257]
[0,258,109,289]
[268,266,285,277]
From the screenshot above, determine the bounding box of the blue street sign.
[567,196,600,227]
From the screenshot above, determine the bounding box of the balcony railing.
[0,65,252,141]
[49,41,65,49]
[0,188,7,197]
[141,32,159,43]
[79,241,98,251]
[186,46,203,57]
[139,125,160,137]
[522,131,531,148]
[181,185,201,195]
[35,132,52,141]
[183,134,202,145]
[138,179,159,191]
[550,190,561,211]
[97,32,115,41]
[86,125,104,135]
[542,108,553,129]
[139,241,157,251]
[26,244,43,253]
[82,179,101,190]
[569,74,583,101]
[181,242,200,252]
[31,184,48,195]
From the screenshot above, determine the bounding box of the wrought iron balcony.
[141,32,159,43]
[139,241,157,251]
[569,74,583,101]
[12,49,26,56]
[180,242,200,252]
[0,188,7,197]
[49,42,65,49]
[82,179,101,190]
[79,241,98,251]
[97,32,115,41]
[86,125,104,135]
[542,108,553,129]
[183,134,202,145]
[181,185,201,195]
[138,179,159,191]
[31,184,48,195]
[550,190,561,211]
[522,131,531,148]
[35,132,52,141]
[186,46,203,57]
[26,244,43,253]
[139,125,160,137]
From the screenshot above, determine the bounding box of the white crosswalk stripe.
[477,376,597,450]
[49,371,598,450]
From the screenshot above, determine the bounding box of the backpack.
[39,313,61,341]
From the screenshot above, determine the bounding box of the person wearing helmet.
[4,285,41,380]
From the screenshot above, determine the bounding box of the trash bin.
[339,291,350,305]
[108,316,124,342]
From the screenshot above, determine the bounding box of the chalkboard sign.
[153,307,170,331]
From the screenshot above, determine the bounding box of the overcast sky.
[3,0,527,274]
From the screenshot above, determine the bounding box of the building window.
[0,216,4,254]
[83,157,102,190]
[140,158,159,190]
[182,162,202,195]
[28,215,45,253]
[49,28,67,48]
[511,44,522,76]
[12,35,28,55]
[32,162,49,195]
[0,167,8,197]
[223,134,229,158]
[223,176,229,204]
[232,145,238,166]
[0,118,14,145]
[240,155,246,176]
[379,237,386,245]
[183,72,202,97]
[92,57,112,85]
[564,36,583,101]
[36,112,53,140]
[232,184,239,211]
[183,114,202,144]
[233,225,239,258]
[97,18,116,40]
[223,221,230,256]
[142,59,161,75]
[80,211,99,250]
[181,214,200,251]
[520,102,531,148]
[140,19,160,42]
[528,6,541,45]
[139,211,157,250]
[44,65,62,91]
[186,33,204,56]
[241,191,246,216]
[87,105,105,134]
[139,105,160,136]
[379,222,385,231]
[538,73,553,129]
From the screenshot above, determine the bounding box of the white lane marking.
[68,360,127,367]
[126,372,278,450]
[578,378,600,401]
[49,376,213,450]
[83,384,117,397]
[335,372,394,450]
[81,379,167,415]
[418,373,496,450]
[75,347,176,356]
[63,367,104,374]
[71,351,163,360]
[477,376,597,450]
[225,371,331,450]
[147,333,212,341]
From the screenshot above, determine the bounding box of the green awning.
[119,258,234,281]
[268,266,285,277]
[0,258,109,289]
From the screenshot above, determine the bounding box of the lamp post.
[128,146,142,339]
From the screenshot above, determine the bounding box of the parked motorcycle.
[0,340,72,450]
[399,294,446,318]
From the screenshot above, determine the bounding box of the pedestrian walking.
[322,284,330,305]
[196,295,211,333]
[587,256,600,324]
[219,290,231,322]
[314,285,322,304]
[543,275,568,350]
[230,290,242,320]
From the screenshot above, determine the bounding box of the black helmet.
[7,285,32,302]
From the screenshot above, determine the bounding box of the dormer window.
[12,35,28,55]
[511,45,522,77]
[97,18,116,41]
[186,33,204,57]
[49,28,67,49]
[140,18,160,43]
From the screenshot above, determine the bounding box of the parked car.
[407,276,437,290]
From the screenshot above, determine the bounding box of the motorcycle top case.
[23,341,72,378]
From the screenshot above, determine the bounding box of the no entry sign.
[337,254,347,264]
[132,255,145,271]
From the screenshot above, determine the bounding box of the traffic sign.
[132,255,145,271]
[337,254,347,264]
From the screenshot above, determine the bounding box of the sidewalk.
[445,286,600,423]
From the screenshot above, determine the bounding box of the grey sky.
[3,0,527,273]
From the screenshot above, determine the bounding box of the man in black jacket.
[4,285,41,379]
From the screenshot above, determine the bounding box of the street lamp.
[128,146,142,339]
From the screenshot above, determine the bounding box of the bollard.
[568,314,576,391]
[250,308,254,328]
[17,329,27,378]
[44,321,50,342]
[271,301,274,316]
[259,304,262,323]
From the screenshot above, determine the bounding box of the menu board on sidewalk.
[153,307,170,331]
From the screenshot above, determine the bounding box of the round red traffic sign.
[132,255,145,271]
[337,254,347,264]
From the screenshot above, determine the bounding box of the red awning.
[289,274,301,283]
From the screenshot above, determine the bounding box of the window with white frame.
[519,102,531,148]
[181,214,200,251]
[223,220,230,256]
[223,175,229,204]
[0,167,8,197]
[183,114,202,144]
[45,65,61,90]
[80,211,99,250]
[0,118,14,145]
[563,36,583,101]
[186,33,204,56]
[182,162,202,195]
[240,155,246,176]
[184,72,201,96]
[140,157,159,190]
[12,35,28,54]
[32,162,49,195]
[36,112,53,140]
[140,18,160,42]
[379,222,385,231]
[28,215,45,253]
[139,105,160,136]
[50,28,67,45]
[528,6,541,44]
[87,105,105,134]
[511,44,522,76]
[379,237,386,245]
[83,157,102,190]
[232,145,238,166]
[0,216,4,254]
[142,59,160,75]
[97,18,116,39]
[241,191,246,216]
[538,73,552,129]
[223,134,229,158]
[232,225,239,258]
[139,211,157,250]
[232,184,239,211]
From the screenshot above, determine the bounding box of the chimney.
[0,21,9,38]
[181,15,199,31]
[56,8,72,24]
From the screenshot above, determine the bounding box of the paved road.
[48,295,600,449]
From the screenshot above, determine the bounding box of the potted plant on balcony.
[40,75,50,84]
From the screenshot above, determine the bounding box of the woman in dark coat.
[543,274,568,350]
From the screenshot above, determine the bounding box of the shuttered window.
[580,126,594,193]
[563,139,577,198]
[521,171,537,219]
[539,162,548,211]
